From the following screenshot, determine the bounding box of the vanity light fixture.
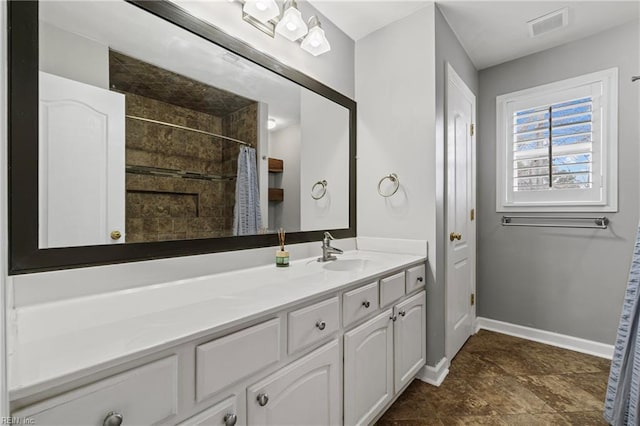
[301,16,331,56]
[267,118,277,129]
[232,1,331,56]
[243,0,280,24]
[275,0,308,41]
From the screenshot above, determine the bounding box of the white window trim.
[496,67,618,213]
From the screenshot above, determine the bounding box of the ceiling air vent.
[528,8,568,37]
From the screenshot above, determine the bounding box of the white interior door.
[39,71,125,248]
[445,64,476,360]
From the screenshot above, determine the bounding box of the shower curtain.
[605,224,640,425]
[233,146,263,236]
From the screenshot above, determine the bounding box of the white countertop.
[8,250,425,396]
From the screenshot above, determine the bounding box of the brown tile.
[380,331,609,426]
[498,413,572,425]
[126,218,143,234]
[421,378,493,418]
[561,411,608,425]
[158,217,173,233]
[447,350,505,380]
[377,419,443,426]
[520,344,609,375]
[561,371,610,401]
[463,376,553,415]
[445,415,509,425]
[515,375,604,413]
[461,331,531,353]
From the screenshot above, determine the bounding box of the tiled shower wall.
[124,93,257,242]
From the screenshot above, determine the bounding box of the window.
[496,68,618,212]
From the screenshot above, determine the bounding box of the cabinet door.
[344,309,394,426]
[394,291,426,393]
[247,339,341,426]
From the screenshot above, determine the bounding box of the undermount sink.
[322,258,369,272]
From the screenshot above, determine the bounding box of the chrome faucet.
[318,231,343,262]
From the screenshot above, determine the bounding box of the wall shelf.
[268,157,284,173]
[268,188,284,202]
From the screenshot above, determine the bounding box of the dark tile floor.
[377,330,612,425]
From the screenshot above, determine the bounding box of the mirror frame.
[8,0,356,274]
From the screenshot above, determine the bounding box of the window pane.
[552,134,591,147]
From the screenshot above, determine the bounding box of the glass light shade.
[267,118,277,129]
[243,0,280,24]
[275,6,308,41]
[301,24,330,56]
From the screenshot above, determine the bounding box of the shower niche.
[110,51,260,243]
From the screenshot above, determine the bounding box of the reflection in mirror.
[37,1,349,249]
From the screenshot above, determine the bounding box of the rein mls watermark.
[0,418,35,425]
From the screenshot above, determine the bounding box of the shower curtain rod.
[126,115,253,147]
[501,215,609,229]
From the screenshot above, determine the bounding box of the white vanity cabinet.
[247,339,341,425]
[344,289,427,426]
[394,291,427,392]
[11,260,427,426]
[344,310,394,426]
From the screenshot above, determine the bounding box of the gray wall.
[477,20,640,344]
[268,124,301,232]
[432,6,478,365]
[39,22,109,89]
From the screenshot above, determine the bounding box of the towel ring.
[378,173,400,197]
[311,180,328,200]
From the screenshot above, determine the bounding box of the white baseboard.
[475,317,614,360]
[416,357,449,386]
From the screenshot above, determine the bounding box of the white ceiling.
[309,1,639,69]
[438,1,640,69]
[308,0,431,41]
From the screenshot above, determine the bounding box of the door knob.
[449,232,462,242]
[110,230,122,240]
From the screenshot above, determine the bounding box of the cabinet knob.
[399,310,406,317]
[316,320,326,331]
[257,393,269,406]
[390,315,397,322]
[417,277,424,282]
[103,411,123,426]
[224,413,238,426]
[110,230,122,240]
[362,301,370,308]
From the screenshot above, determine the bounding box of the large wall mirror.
[9,0,356,274]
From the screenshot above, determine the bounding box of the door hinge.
[471,293,475,306]
[470,123,475,137]
[470,208,475,221]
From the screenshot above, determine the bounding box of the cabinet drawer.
[343,281,379,327]
[380,271,406,307]
[179,394,243,426]
[197,318,280,402]
[406,264,426,293]
[288,297,339,354]
[14,356,178,425]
